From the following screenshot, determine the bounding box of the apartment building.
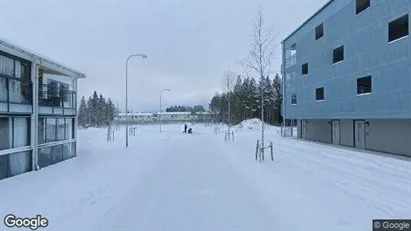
[0,39,85,180]
[115,111,213,124]
[282,0,411,156]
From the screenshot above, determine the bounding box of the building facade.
[282,0,411,156]
[0,39,85,180]
[115,111,213,124]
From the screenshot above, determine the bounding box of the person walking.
[184,124,187,133]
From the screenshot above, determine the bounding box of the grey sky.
[0,0,327,112]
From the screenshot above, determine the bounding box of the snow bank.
[234,118,274,132]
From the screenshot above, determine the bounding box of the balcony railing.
[38,85,76,109]
[285,54,297,68]
[0,74,32,105]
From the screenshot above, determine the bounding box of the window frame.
[315,23,324,40]
[388,14,409,43]
[333,46,344,64]
[302,63,308,76]
[355,0,370,15]
[0,116,31,150]
[316,87,325,101]
[357,75,372,95]
[291,94,297,105]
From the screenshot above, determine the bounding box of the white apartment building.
[0,39,85,180]
[115,111,213,124]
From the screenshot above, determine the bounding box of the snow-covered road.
[1,122,410,231]
[94,128,297,231]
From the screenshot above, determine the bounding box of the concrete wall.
[284,0,411,119]
[305,119,332,143]
[298,118,411,157]
[340,119,354,147]
[365,119,411,156]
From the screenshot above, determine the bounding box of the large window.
[40,117,74,144]
[0,54,32,104]
[356,0,370,15]
[0,117,30,150]
[13,117,30,148]
[316,87,324,101]
[315,23,324,40]
[333,46,344,64]
[357,76,372,95]
[38,142,76,169]
[0,55,15,76]
[389,14,409,42]
[0,151,32,180]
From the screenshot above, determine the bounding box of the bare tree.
[221,69,236,138]
[243,6,277,80]
[242,6,277,159]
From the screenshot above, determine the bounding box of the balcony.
[0,74,32,114]
[285,54,297,69]
[38,84,76,115]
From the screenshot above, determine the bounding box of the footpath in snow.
[0,121,410,231]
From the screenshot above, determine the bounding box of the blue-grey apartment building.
[282,0,411,157]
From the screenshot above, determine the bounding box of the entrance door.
[332,120,340,145]
[354,120,365,149]
[301,120,307,139]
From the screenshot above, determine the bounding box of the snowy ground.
[1,121,410,231]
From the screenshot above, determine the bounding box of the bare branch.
[242,5,277,80]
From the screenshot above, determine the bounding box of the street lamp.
[125,53,147,148]
[159,88,171,132]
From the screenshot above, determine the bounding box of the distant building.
[281,0,411,157]
[0,38,86,180]
[115,111,213,124]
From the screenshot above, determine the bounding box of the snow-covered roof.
[0,37,86,79]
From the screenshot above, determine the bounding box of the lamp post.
[125,53,147,148]
[160,88,171,132]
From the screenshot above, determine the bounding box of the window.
[0,151,32,180]
[356,0,370,14]
[357,76,372,94]
[333,46,344,63]
[316,87,324,101]
[0,117,30,150]
[389,14,409,42]
[315,24,324,40]
[48,79,59,98]
[0,55,15,76]
[291,94,297,105]
[46,118,57,142]
[56,118,65,141]
[38,118,45,144]
[13,117,30,148]
[60,83,69,103]
[65,118,73,139]
[302,63,308,75]
[0,117,10,150]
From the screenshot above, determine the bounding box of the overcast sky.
[0,0,327,112]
